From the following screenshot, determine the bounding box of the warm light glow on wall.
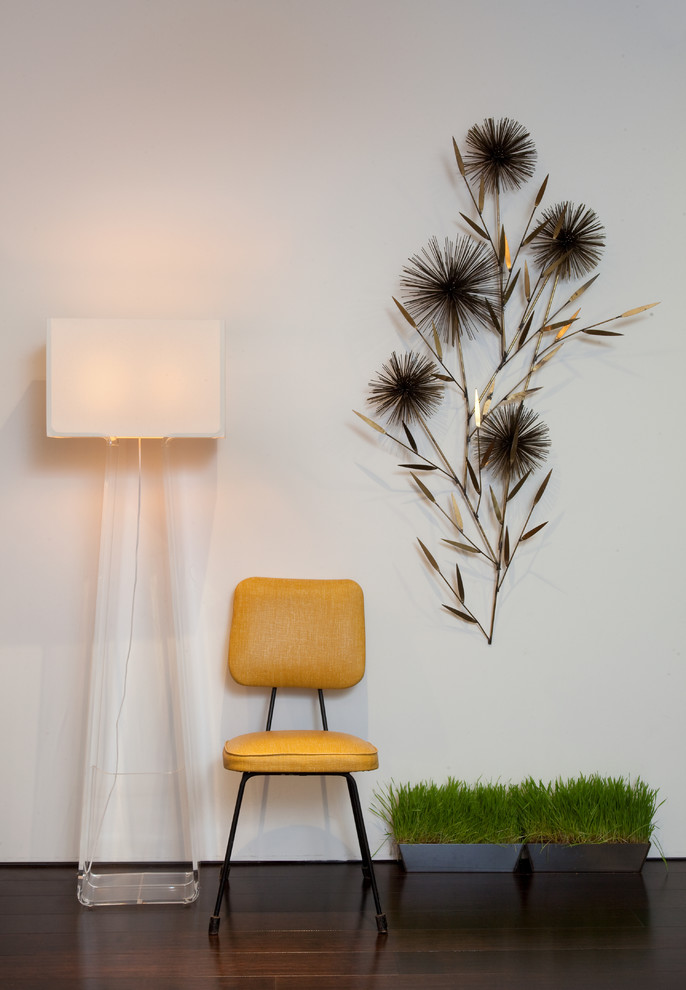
[46,318,225,439]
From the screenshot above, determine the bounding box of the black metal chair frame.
[209,687,388,934]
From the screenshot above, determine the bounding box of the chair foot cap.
[208,916,221,935]
[375,913,388,933]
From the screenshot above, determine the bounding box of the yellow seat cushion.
[223,730,379,773]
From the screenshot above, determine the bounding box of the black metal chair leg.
[345,774,388,933]
[343,774,372,882]
[209,772,251,935]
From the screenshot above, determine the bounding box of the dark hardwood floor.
[1,859,685,988]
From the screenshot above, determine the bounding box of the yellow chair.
[209,577,388,934]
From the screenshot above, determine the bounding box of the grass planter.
[373,775,662,874]
[519,775,661,873]
[399,842,523,873]
[525,842,650,873]
[373,779,524,873]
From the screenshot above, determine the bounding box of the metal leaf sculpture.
[355,117,659,643]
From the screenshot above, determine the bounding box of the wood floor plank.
[3,923,685,957]
[2,981,276,990]
[275,974,686,990]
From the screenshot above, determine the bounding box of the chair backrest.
[228,577,365,689]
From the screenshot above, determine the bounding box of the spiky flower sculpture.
[368,351,444,426]
[478,405,551,482]
[354,117,658,644]
[464,116,537,192]
[400,235,500,342]
[532,202,605,280]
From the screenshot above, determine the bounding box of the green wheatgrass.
[373,775,662,847]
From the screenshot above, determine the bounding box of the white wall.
[0,0,684,862]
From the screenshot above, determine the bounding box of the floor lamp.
[46,318,225,906]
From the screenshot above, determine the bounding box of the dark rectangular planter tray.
[525,842,650,872]
[399,843,524,872]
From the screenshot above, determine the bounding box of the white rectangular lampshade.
[47,318,225,438]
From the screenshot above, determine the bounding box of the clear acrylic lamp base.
[77,439,200,907]
[78,867,199,906]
